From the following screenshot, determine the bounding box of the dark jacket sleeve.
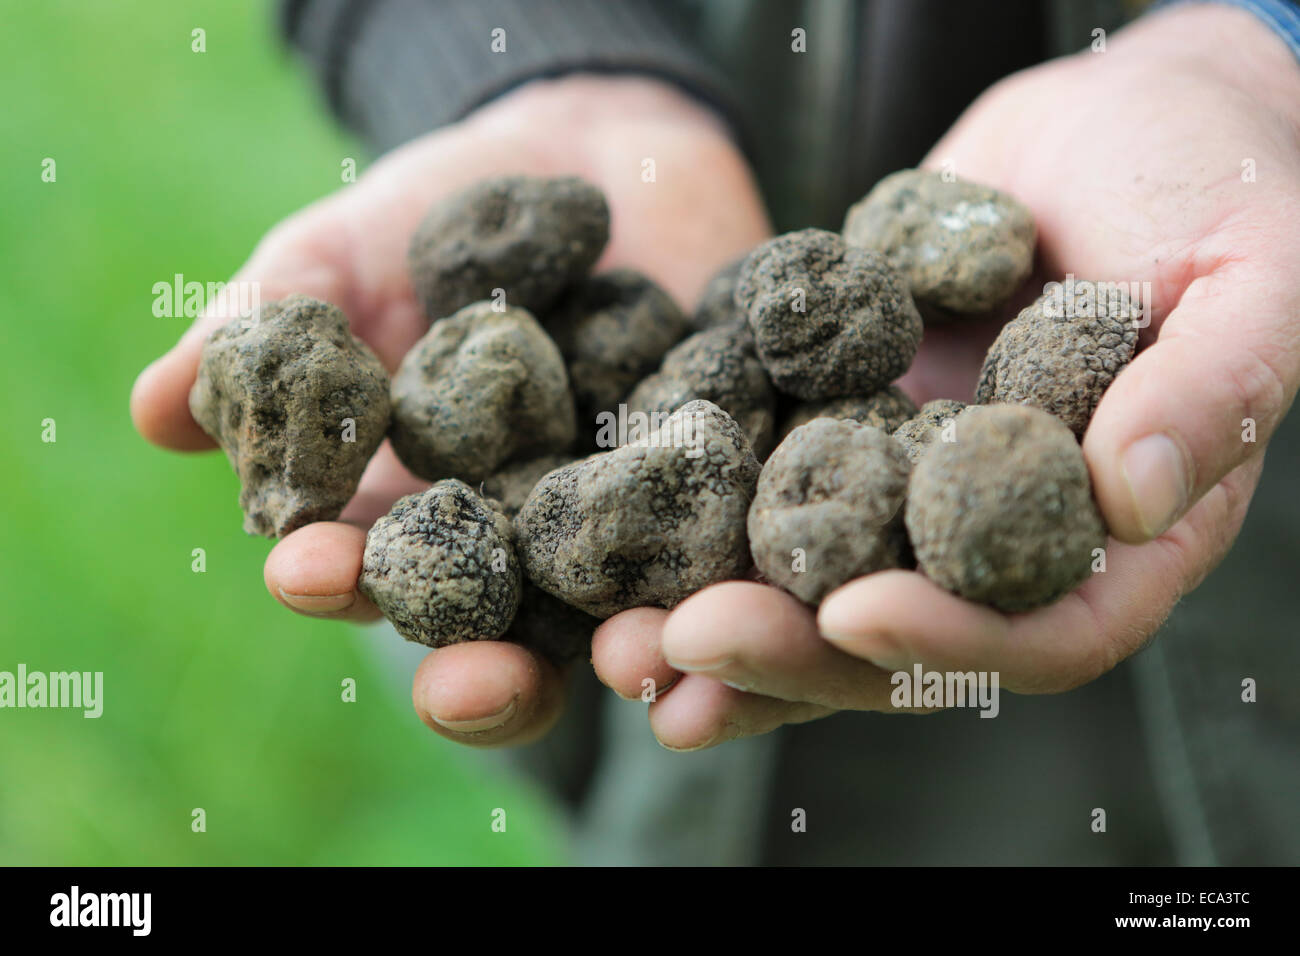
[278,0,742,154]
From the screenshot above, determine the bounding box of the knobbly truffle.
[481,454,576,518]
[625,320,777,458]
[408,175,609,321]
[735,229,922,399]
[545,269,688,444]
[389,302,576,482]
[188,294,390,538]
[749,419,911,605]
[515,400,761,618]
[892,398,968,463]
[692,256,746,331]
[905,405,1106,612]
[780,385,917,441]
[358,480,521,646]
[975,281,1140,437]
[842,169,1036,315]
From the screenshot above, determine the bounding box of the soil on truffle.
[359,480,522,647]
[734,229,922,400]
[408,175,609,322]
[188,294,390,538]
[749,418,911,604]
[904,404,1106,611]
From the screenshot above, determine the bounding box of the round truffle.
[842,168,1036,315]
[544,269,688,445]
[735,229,922,400]
[892,398,968,463]
[692,255,747,331]
[905,404,1107,612]
[625,320,777,458]
[780,385,917,442]
[408,175,609,321]
[749,419,911,604]
[975,281,1140,437]
[389,302,576,482]
[515,400,761,618]
[359,480,522,646]
[188,294,390,538]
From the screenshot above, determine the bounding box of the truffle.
[544,269,688,445]
[625,320,777,458]
[188,294,390,538]
[515,400,761,618]
[389,302,576,482]
[904,404,1106,612]
[749,419,911,605]
[975,281,1140,437]
[358,480,522,646]
[779,385,917,441]
[892,398,968,463]
[408,175,609,321]
[481,454,576,518]
[734,229,922,399]
[510,582,600,664]
[842,168,1035,315]
[692,256,747,331]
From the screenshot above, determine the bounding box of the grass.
[0,0,565,865]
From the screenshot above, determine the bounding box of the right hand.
[130,74,772,747]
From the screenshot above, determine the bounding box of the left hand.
[591,3,1300,749]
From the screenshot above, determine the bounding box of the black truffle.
[843,168,1035,315]
[188,295,390,538]
[892,398,968,463]
[408,175,609,321]
[904,404,1107,612]
[515,400,761,618]
[359,480,522,646]
[625,320,777,458]
[389,302,576,482]
[976,281,1140,437]
[779,386,917,442]
[749,419,911,604]
[734,229,922,399]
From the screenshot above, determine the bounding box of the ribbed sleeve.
[279,0,744,154]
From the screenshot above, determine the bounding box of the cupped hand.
[594,3,1300,749]
[130,75,771,747]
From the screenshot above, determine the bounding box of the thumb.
[1084,263,1299,543]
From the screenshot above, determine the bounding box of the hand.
[593,4,1300,749]
[130,75,772,747]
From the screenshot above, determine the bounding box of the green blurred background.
[0,0,564,865]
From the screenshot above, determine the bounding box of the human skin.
[129,75,771,747]
[134,5,1300,751]
[591,4,1300,749]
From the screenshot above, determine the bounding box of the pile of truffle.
[191,169,1139,662]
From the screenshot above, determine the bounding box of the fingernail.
[279,589,356,615]
[1121,433,1188,538]
[664,656,732,673]
[430,696,518,734]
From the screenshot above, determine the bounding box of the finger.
[338,442,429,528]
[590,607,680,700]
[412,641,565,747]
[1084,259,1298,543]
[659,582,898,711]
[648,674,830,752]
[131,212,355,452]
[264,521,381,622]
[818,455,1261,693]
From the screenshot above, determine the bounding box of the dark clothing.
[282,0,1300,864]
